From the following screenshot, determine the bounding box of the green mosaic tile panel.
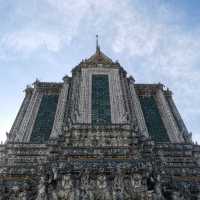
[139,96,169,142]
[92,75,111,125]
[30,95,59,143]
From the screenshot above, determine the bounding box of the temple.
[0,41,200,199]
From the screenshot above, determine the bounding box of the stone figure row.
[36,173,145,200]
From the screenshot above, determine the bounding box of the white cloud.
[1,30,66,53]
[110,2,200,142]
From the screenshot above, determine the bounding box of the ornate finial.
[96,34,100,52]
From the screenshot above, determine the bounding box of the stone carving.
[49,187,58,200]
[152,184,164,200]
[0,186,5,200]
[197,192,200,200]
[131,174,142,191]
[18,190,27,200]
[0,48,200,200]
[52,165,58,181]
[123,173,143,200]
[95,175,111,200]
[6,132,11,143]
[113,171,124,200]
[129,81,149,137]
[80,171,94,200]
[36,176,47,200]
[171,191,182,200]
[58,174,74,200]
[48,167,58,200]
[196,157,200,167]
[6,185,28,200]
[152,175,165,200]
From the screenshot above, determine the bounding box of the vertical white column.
[9,87,33,142]
[156,87,184,143]
[166,93,191,143]
[50,76,70,138]
[109,70,127,124]
[18,82,42,142]
[70,73,78,124]
[129,80,149,137]
[109,71,117,124]
[77,68,128,124]
[24,92,43,142]
[77,69,91,124]
[17,87,37,142]
[87,71,92,123]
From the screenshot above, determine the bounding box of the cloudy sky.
[0,0,199,143]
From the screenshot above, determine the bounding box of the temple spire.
[84,35,113,64]
[96,34,100,53]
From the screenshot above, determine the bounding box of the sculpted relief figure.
[80,172,95,200]
[36,176,47,200]
[95,175,111,200]
[171,191,181,200]
[152,175,165,200]
[52,165,58,181]
[47,165,59,200]
[9,185,20,200]
[18,190,27,200]
[58,174,74,200]
[131,174,142,191]
[124,174,143,200]
[113,173,124,200]
[152,183,165,200]
[132,174,143,199]
[197,192,200,200]
[0,186,5,200]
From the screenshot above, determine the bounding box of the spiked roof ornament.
[96,34,100,53]
[86,35,113,64]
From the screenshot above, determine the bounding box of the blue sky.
[0,0,200,143]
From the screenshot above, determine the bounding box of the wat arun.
[0,40,200,199]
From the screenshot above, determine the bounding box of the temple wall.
[165,93,191,143]
[17,86,42,142]
[1,49,199,200]
[129,81,149,137]
[155,88,185,143]
[50,77,70,138]
[77,67,127,124]
[9,88,33,142]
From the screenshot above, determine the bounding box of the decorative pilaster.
[50,76,70,138]
[165,90,192,143]
[155,86,184,143]
[119,69,131,123]
[109,69,127,124]
[18,82,42,142]
[69,70,82,124]
[78,68,90,124]
[129,78,148,137]
[77,68,127,124]
[9,86,33,142]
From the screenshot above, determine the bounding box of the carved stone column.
[18,82,42,142]
[50,76,70,138]
[155,86,184,143]
[119,69,131,123]
[129,78,148,137]
[109,69,127,124]
[9,86,33,142]
[77,68,127,124]
[166,90,191,143]
[78,68,90,124]
[67,69,81,124]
